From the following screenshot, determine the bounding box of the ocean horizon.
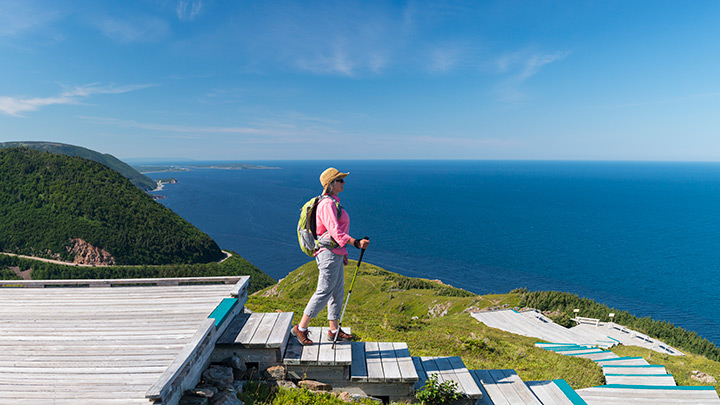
[148,160,720,346]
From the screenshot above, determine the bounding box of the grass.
[247,260,605,390]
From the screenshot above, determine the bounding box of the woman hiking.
[292,167,370,345]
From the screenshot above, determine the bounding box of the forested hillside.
[0,141,157,191]
[0,147,224,265]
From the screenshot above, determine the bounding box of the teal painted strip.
[552,379,588,405]
[598,384,715,390]
[601,365,664,368]
[607,336,621,343]
[208,298,238,328]
[511,308,520,313]
[604,373,673,377]
[595,356,643,362]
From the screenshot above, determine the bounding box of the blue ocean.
[150,160,720,346]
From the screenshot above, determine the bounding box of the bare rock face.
[264,365,286,380]
[298,380,332,392]
[67,238,115,265]
[203,366,234,388]
[691,370,717,384]
[427,301,452,318]
[208,391,244,405]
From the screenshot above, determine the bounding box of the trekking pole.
[333,237,369,349]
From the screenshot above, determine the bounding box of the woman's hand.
[343,255,349,265]
[351,237,370,250]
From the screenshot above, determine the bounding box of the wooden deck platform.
[0,277,247,404]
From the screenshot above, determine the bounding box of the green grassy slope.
[0,147,224,265]
[247,260,605,389]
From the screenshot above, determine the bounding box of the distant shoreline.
[136,163,280,174]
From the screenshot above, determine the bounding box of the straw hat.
[320,167,349,190]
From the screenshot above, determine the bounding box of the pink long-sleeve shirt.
[315,195,351,256]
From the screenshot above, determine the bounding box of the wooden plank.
[447,356,482,398]
[318,327,336,365]
[412,356,427,391]
[283,335,303,365]
[299,327,322,364]
[249,312,278,348]
[235,313,264,345]
[393,342,418,383]
[472,369,512,405]
[0,276,246,288]
[145,319,215,399]
[218,313,250,345]
[526,380,573,405]
[266,312,293,349]
[499,369,542,404]
[350,341,367,381]
[207,298,238,328]
[421,357,444,383]
[365,341,385,382]
[378,342,402,382]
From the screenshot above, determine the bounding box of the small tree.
[415,374,463,405]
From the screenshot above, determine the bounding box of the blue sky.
[1,0,719,161]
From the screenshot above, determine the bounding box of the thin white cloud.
[80,116,262,135]
[0,0,62,37]
[409,135,524,148]
[0,84,154,117]
[176,0,204,21]
[496,50,569,82]
[94,15,170,43]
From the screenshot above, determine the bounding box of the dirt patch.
[9,266,32,280]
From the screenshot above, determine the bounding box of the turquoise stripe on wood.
[598,384,716,390]
[552,379,588,405]
[208,298,238,328]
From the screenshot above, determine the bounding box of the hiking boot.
[291,325,313,345]
[326,328,353,342]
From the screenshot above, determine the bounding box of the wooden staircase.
[213,308,588,404]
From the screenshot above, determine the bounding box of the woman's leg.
[301,250,343,324]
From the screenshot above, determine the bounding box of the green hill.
[0,147,223,265]
[247,260,720,392]
[0,141,157,191]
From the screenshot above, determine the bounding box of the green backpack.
[297,195,343,256]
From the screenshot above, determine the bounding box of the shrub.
[415,374,463,405]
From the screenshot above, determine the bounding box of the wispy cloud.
[0,0,62,37]
[176,0,204,21]
[0,83,154,117]
[80,116,262,135]
[94,15,170,43]
[493,50,569,102]
[496,50,569,82]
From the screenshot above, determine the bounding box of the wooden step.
[471,369,541,405]
[351,342,417,383]
[576,385,720,404]
[604,374,676,386]
[283,326,352,366]
[601,365,668,375]
[593,356,649,366]
[526,379,586,405]
[213,312,293,364]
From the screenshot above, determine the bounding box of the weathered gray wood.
[498,369,542,404]
[235,312,264,345]
[0,276,247,288]
[318,327,337,365]
[350,341,368,381]
[283,334,304,365]
[365,342,385,382]
[392,342,417,383]
[525,380,573,404]
[218,313,251,345]
[421,357,444,383]
[266,312,293,350]
[472,369,512,405]
[249,312,278,348]
[300,327,322,364]
[412,356,427,391]
[447,356,482,398]
[378,342,402,382]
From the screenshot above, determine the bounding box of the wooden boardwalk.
[0,277,247,404]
